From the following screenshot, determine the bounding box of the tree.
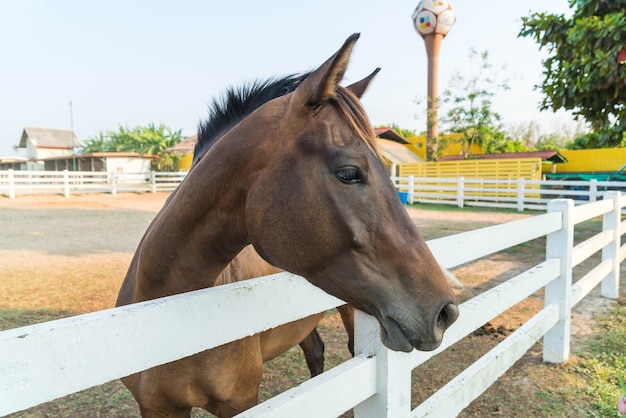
[82,132,114,153]
[481,129,528,154]
[82,124,182,171]
[519,0,626,147]
[386,123,417,138]
[438,48,511,158]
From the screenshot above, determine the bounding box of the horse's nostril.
[437,303,459,330]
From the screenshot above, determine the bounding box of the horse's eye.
[336,167,363,184]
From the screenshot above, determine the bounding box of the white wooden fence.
[3,170,624,215]
[1,192,623,417]
[0,169,186,199]
[393,175,626,212]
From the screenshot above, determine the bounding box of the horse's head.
[240,34,458,352]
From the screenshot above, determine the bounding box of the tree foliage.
[438,48,513,158]
[519,0,626,147]
[82,124,182,171]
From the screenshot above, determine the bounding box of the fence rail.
[0,170,186,198]
[2,170,625,213]
[1,191,623,417]
[393,175,626,211]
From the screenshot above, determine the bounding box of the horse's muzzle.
[419,302,458,351]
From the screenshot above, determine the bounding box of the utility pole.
[70,100,76,171]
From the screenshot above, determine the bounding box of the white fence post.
[516,178,525,212]
[543,199,574,363]
[589,179,597,202]
[151,171,157,194]
[111,173,117,196]
[353,310,411,418]
[457,176,464,208]
[408,176,415,204]
[601,191,621,298]
[8,169,15,199]
[63,170,70,198]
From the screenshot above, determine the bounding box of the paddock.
[0,192,623,417]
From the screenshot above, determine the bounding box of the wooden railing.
[0,170,186,198]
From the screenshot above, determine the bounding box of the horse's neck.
[131,142,254,301]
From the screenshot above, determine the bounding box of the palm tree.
[83,124,183,171]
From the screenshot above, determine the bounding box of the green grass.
[409,202,532,215]
[570,302,626,417]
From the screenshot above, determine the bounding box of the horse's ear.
[346,68,381,99]
[293,33,360,108]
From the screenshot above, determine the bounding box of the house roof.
[19,127,81,149]
[439,150,567,164]
[373,127,409,144]
[164,135,197,154]
[377,138,423,164]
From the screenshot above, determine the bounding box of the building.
[19,127,80,170]
[164,134,197,171]
[15,127,154,172]
[0,156,27,171]
[40,152,154,172]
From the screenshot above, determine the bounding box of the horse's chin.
[379,316,443,353]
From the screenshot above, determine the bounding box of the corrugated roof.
[439,150,567,163]
[374,127,409,144]
[377,138,423,164]
[164,135,197,154]
[19,127,80,149]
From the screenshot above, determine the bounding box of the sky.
[0,1,577,157]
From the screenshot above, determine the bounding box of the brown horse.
[116,34,458,418]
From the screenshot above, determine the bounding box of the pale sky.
[0,1,576,157]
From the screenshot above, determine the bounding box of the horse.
[116,33,459,418]
[192,69,358,374]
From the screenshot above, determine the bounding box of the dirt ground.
[0,192,622,417]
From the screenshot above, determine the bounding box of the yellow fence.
[399,158,542,180]
[398,158,542,203]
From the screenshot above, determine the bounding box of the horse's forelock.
[332,87,384,162]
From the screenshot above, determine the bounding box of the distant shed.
[19,127,80,170]
[40,152,154,172]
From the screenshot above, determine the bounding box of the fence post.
[601,191,621,298]
[408,176,415,204]
[63,170,70,198]
[151,171,157,194]
[589,179,597,202]
[111,173,117,196]
[353,310,411,418]
[517,178,525,212]
[457,176,464,208]
[8,169,15,199]
[543,199,574,363]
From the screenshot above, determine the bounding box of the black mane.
[193,73,311,166]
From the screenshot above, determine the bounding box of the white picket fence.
[393,175,626,212]
[1,191,623,417]
[0,169,186,198]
